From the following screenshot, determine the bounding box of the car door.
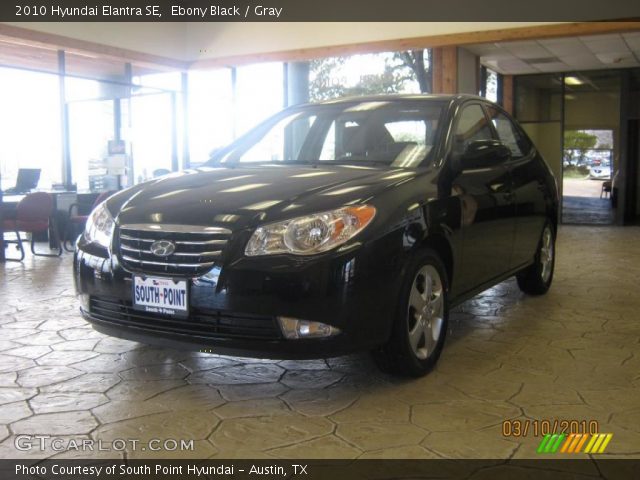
[450,103,515,293]
[485,105,544,270]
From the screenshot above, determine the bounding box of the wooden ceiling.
[0,23,186,77]
[0,36,59,72]
[1,21,640,76]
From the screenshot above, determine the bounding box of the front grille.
[117,224,231,277]
[89,296,282,340]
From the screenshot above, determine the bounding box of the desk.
[1,191,100,260]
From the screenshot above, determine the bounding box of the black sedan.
[74,94,558,376]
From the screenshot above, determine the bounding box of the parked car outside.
[74,95,559,376]
[589,165,611,180]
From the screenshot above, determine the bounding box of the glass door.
[562,71,620,225]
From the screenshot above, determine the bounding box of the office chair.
[2,192,62,261]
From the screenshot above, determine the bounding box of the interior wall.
[457,47,478,94]
[521,122,563,196]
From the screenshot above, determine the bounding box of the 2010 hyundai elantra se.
[74,94,558,376]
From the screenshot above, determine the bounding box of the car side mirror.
[458,140,511,170]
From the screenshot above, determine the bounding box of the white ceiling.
[466,32,640,74]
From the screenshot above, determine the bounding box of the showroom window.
[236,62,285,136]
[130,92,176,183]
[0,67,63,191]
[309,50,431,102]
[188,68,235,165]
[481,67,499,102]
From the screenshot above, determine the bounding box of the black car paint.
[74,95,559,358]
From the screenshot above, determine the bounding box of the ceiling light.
[564,76,584,85]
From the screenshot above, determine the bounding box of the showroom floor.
[0,226,639,460]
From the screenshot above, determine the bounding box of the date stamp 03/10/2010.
[502,419,614,454]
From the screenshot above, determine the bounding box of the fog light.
[278,317,341,339]
[79,294,90,310]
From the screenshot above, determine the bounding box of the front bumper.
[74,237,403,359]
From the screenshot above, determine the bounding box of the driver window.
[453,104,493,155]
[486,106,530,158]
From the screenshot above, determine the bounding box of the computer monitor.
[10,168,41,193]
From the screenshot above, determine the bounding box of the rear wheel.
[373,249,449,377]
[516,222,555,295]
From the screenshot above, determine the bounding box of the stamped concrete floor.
[0,226,639,460]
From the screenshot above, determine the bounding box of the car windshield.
[208,100,446,168]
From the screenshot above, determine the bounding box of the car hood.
[109,164,426,230]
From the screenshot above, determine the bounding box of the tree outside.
[308,50,432,102]
[563,130,598,166]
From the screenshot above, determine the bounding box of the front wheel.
[373,249,449,377]
[516,222,555,295]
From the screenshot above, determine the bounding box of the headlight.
[245,205,376,256]
[83,202,115,249]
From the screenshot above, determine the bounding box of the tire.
[373,249,449,377]
[516,222,555,295]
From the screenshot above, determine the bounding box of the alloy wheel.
[407,265,444,360]
[540,226,554,283]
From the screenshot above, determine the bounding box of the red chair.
[63,191,114,252]
[2,192,62,261]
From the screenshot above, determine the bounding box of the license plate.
[132,276,188,317]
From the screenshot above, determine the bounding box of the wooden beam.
[475,55,481,96]
[190,21,640,69]
[2,21,640,72]
[0,24,188,71]
[442,46,458,94]
[502,75,514,114]
[431,47,442,94]
[432,46,458,94]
